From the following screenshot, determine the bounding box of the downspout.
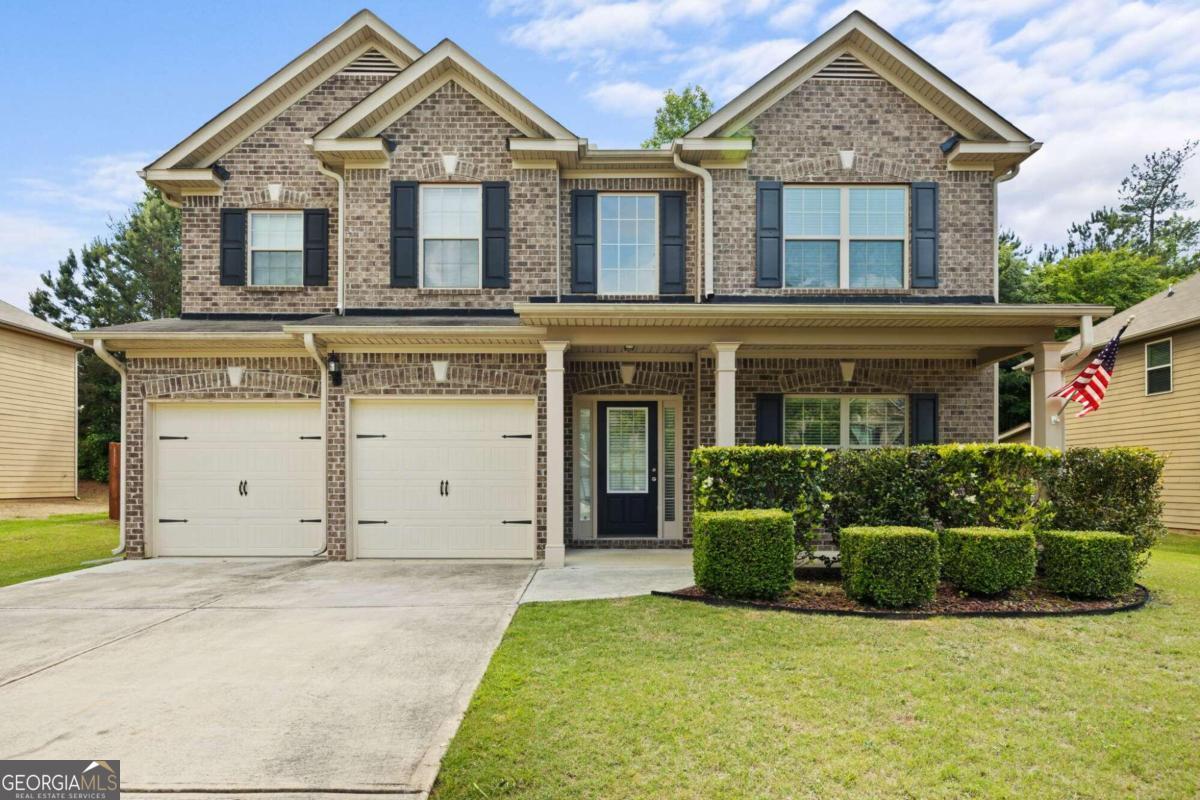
[314,160,346,315]
[303,333,330,558]
[673,143,714,300]
[92,340,127,556]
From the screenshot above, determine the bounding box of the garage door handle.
[159,435,188,440]
[502,434,532,439]
[300,518,322,523]
[359,520,388,525]
[356,434,386,439]
[502,520,532,525]
[299,435,322,440]
[159,518,188,523]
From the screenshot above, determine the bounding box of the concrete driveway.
[0,557,534,798]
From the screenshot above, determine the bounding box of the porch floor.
[520,548,694,603]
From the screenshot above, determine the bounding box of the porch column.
[1031,341,1066,450]
[712,342,740,446]
[543,341,569,568]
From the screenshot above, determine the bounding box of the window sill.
[243,285,309,292]
[417,288,488,294]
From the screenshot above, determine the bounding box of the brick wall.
[182,73,389,315]
[712,77,995,298]
[343,81,559,309]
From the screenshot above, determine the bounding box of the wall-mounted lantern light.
[327,352,343,387]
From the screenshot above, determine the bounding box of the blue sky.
[1,0,1198,307]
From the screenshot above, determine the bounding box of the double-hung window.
[784,395,907,449]
[598,194,658,295]
[783,186,907,289]
[248,211,304,286]
[420,185,482,288]
[1146,338,1172,395]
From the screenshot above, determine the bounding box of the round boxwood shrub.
[693,509,796,600]
[939,527,1036,596]
[1039,529,1137,599]
[841,526,939,608]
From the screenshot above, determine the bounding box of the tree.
[30,188,181,480]
[1119,139,1197,251]
[642,85,713,149]
[1027,248,1168,312]
[997,229,1034,304]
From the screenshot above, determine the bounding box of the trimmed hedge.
[841,526,940,608]
[940,527,1036,596]
[693,445,831,557]
[925,445,1056,531]
[1045,447,1166,561]
[1039,529,1137,599]
[693,509,796,600]
[823,448,936,532]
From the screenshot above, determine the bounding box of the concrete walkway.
[0,557,535,798]
[521,548,694,603]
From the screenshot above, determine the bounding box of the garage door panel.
[351,400,535,559]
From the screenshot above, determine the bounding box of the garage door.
[351,399,536,559]
[152,402,324,556]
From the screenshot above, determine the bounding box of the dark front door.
[597,401,658,537]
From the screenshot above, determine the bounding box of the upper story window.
[784,395,907,449]
[249,211,304,286]
[783,186,907,289]
[420,185,482,288]
[1146,338,1172,395]
[599,194,658,295]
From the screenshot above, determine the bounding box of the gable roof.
[1060,272,1200,359]
[687,11,1031,143]
[0,301,82,348]
[146,10,422,171]
[315,38,576,142]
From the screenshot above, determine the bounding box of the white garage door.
[351,399,536,559]
[152,402,324,556]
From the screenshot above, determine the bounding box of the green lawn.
[0,513,120,588]
[433,534,1200,800]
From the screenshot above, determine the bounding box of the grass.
[0,513,120,588]
[432,534,1200,800]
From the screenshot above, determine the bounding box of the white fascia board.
[508,138,582,152]
[146,11,422,171]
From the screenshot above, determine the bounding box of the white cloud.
[680,38,803,100]
[0,212,87,307]
[769,1,815,29]
[14,152,149,215]
[506,2,674,59]
[587,81,666,115]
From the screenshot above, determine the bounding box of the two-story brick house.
[77,10,1110,565]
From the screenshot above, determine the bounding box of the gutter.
[302,333,329,558]
[313,157,347,315]
[91,340,127,557]
[672,143,714,300]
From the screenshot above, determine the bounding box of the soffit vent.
[343,49,404,76]
[814,53,881,80]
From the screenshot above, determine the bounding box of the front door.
[597,401,658,537]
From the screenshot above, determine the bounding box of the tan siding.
[0,329,77,499]
[1065,325,1200,531]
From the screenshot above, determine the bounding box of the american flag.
[1049,322,1130,417]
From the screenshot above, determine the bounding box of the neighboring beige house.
[1052,275,1200,532]
[76,10,1108,564]
[0,300,82,499]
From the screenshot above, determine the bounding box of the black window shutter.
[219,208,247,286]
[390,181,419,288]
[302,209,329,286]
[571,190,598,293]
[910,393,939,444]
[659,191,686,295]
[482,181,510,289]
[756,181,783,288]
[911,181,939,288]
[756,393,784,445]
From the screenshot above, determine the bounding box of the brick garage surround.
[342,81,559,309]
[712,77,995,298]
[182,73,389,315]
[564,360,698,547]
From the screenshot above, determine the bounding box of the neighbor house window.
[783,186,907,288]
[599,194,657,295]
[1146,338,1172,395]
[420,185,481,288]
[784,395,907,449]
[248,211,304,286]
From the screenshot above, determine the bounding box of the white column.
[1031,341,1066,450]
[542,341,569,568]
[712,342,740,446]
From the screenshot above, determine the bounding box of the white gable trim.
[147,10,422,171]
[688,11,1029,143]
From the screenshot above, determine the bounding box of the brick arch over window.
[142,369,321,398]
[778,364,914,394]
[568,366,689,396]
[414,158,494,182]
[232,186,313,209]
[345,365,539,395]
[772,152,915,183]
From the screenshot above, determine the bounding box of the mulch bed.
[653,577,1150,619]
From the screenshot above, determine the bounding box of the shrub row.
[692,444,1165,566]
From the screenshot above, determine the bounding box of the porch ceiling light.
[227,365,245,388]
[327,352,343,387]
[432,360,450,382]
[840,360,856,383]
